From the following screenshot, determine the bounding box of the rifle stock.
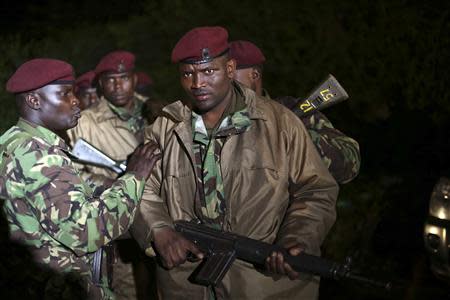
[292,74,349,117]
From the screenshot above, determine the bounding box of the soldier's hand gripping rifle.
[291,74,349,117]
[174,220,391,290]
[68,138,127,174]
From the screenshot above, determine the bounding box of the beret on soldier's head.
[136,71,153,87]
[229,40,266,69]
[75,70,96,90]
[95,50,135,76]
[171,26,229,64]
[6,58,74,93]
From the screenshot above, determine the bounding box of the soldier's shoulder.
[134,92,148,103]
[301,111,334,129]
[254,95,301,123]
[79,103,103,120]
[144,101,188,140]
[309,111,331,122]
[1,126,32,151]
[80,98,111,120]
[158,100,189,122]
[0,126,49,155]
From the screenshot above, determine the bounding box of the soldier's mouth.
[192,91,211,101]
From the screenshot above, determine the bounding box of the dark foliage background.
[0,0,449,298]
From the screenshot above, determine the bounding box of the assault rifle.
[174,220,391,290]
[69,138,126,174]
[292,74,349,117]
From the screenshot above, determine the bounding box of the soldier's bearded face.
[100,71,136,110]
[179,55,235,115]
[36,84,81,131]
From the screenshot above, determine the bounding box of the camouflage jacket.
[0,118,145,298]
[273,94,361,184]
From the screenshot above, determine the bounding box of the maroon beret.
[229,40,266,69]
[136,71,153,87]
[6,58,74,93]
[75,70,96,90]
[171,26,229,64]
[95,50,135,75]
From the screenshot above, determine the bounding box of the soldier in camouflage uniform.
[135,71,167,124]
[0,58,160,299]
[229,40,361,184]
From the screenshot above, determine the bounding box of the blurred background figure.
[229,40,360,184]
[135,70,166,124]
[135,71,153,98]
[74,70,99,110]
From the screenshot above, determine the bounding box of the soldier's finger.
[174,244,188,265]
[284,262,299,280]
[147,156,162,172]
[141,142,159,155]
[187,241,204,259]
[162,253,173,269]
[147,150,159,161]
[168,248,181,269]
[270,251,278,274]
[276,252,286,275]
[288,245,302,256]
[265,256,271,272]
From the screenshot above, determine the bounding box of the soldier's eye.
[183,72,192,78]
[205,69,214,75]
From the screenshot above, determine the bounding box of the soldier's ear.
[24,92,41,110]
[98,76,104,90]
[251,68,261,80]
[132,73,138,88]
[226,58,236,79]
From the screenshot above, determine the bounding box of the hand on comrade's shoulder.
[126,141,161,181]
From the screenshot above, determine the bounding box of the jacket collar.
[16,118,68,150]
[94,92,146,123]
[261,89,271,100]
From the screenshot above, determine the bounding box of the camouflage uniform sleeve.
[300,111,361,184]
[76,163,114,188]
[10,140,145,256]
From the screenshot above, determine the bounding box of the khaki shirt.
[67,94,146,185]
